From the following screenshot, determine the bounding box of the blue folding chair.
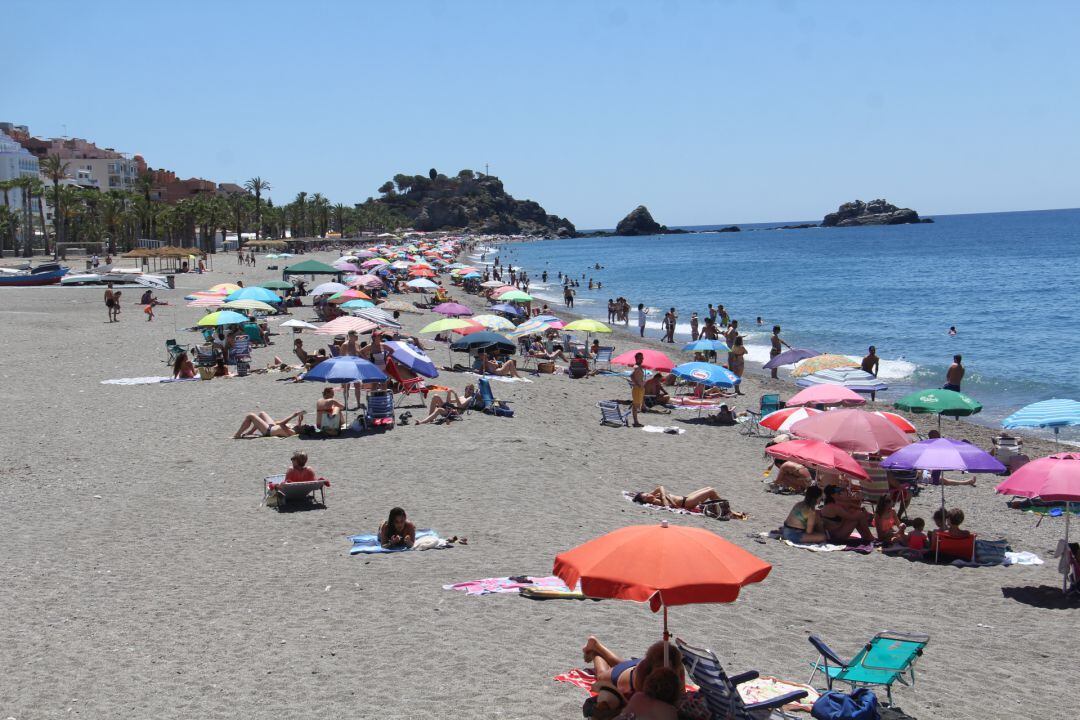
[677,638,808,720]
[597,400,631,427]
[808,631,930,706]
[362,391,395,431]
[760,394,782,415]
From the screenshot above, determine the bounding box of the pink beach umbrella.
[611,349,675,372]
[350,274,384,289]
[432,302,473,317]
[786,385,866,408]
[789,409,912,455]
[760,406,823,432]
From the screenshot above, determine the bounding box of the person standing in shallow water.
[944,354,965,391]
[637,303,649,338]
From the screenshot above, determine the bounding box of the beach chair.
[929,533,976,563]
[327,343,341,357]
[517,338,536,372]
[262,474,327,510]
[593,346,614,370]
[229,335,252,365]
[739,409,769,437]
[1066,543,1080,595]
[476,376,513,417]
[165,338,187,364]
[361,390,395,431]
[807,631,930,706]
[194,344,216,367]
[597,400,631,427]
[676,638,808,720]
[385,357,429,406]
[852,454,890,505]
[760,394,782,415]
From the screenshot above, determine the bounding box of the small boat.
[0,263,70,287]
[60,266,169,289]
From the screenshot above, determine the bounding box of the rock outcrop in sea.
[615,205,663,236]
[368,169,576,236]
[821,199,930,227]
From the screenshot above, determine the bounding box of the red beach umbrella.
[871,411,917,434]
[765,439,870,480]
[760,407,823,432]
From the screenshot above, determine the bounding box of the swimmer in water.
[949,326,957,336]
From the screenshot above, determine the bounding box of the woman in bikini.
[581,637,683,713]
[818,485,875,544]
[172,351,197,379]
[233,410,306,439]
[414,385,477,425]
[781,486,827,543]
[633,486,723,513]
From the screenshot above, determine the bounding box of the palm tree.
[40,154,70,256]
[243,176,270,240]
[0,205,17,257]
[135,171,156,238]
[332,203,348,237]
[101,192,124,254]
[293,191,308,238]
[226,192,248,249]
[311,193,330,237]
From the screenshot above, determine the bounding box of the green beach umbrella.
[260,280,294,290]
[498,290,533,302]
[563,319,612,334]
[894,388,983,429]
[196,310,250,327]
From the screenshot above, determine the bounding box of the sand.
[0,251,1075,720]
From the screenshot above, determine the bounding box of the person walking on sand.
[944,354,965,391]
[104,283,116,323]
[769,325,790,379]
[630,352,646,427]
[111,290,122,322]
[637,303,650,338]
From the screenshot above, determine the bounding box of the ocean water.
[481,208,1080,436]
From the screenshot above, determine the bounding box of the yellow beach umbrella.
[563,319,612,334]
[209,283,241,294]
[471,314,516,331]
[222,299,277,313]
[420,318,476,334]
[791,354,859,378]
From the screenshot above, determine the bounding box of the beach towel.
[348,529,450,554]
[465,372,532,383]
[642,425,685,434]
[442,575,569,596]
[740,676,820,713]
[101,376,197,385]
[554,667,697,694]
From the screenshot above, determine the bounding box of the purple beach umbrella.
[763,347,821,370]
[432,302,473,317]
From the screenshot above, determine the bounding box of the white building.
[63,156,139,192]
[0,129,39,212]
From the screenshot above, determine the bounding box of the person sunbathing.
[172,351,196,379]
[581,637,683,710]
[476,351,520,378]
[633,486,725,514]
[232,410,306,439]
[212,358,232,378]
[414,385,477,425]
[379,507,415,549]
[819,485,875,544]
[529,338,568,362]
[771,459,812,493]
[316,387,345,435]
[782,486,827,543]
[643,372,672,405]
[284,451,328,487]
[293,338,320,369]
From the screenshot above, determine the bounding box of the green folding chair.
[808,630,929,705]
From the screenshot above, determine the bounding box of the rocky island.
[821,199,932,227]
[363,169,576,236]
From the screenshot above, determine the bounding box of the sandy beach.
[0,250,1075,720]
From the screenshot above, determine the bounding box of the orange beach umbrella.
[554,522,771,643]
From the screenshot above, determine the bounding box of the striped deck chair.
[597,401,631,427]
[229,335,252,365]
[677,638,808,720]
[852,454,890,505]
[808,631,929,706]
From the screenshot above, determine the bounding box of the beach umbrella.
[259,280,294,290]
[225,286,281,303]
[611,349,675,372]
[384,340,439,378]
[378,300,422,314]
[765,439,870,480]
[196,310,249,327]
[791,354,858,378]
[471,314,516,331]
[489,303,524,316]
[449,331,515,354]
[420,317,477,334]
[187,296,224,308]
[353,307,402,329]
[314,316,379,336]
[554,522,771,649]
[209,283,241,294]
[330,289,372,301]
[332,261,361,272]
[222,299,276,314]
[480,280,504,288]
[795,368,888,395]
[350,274,384,289]
[671,362,741,388]
[432,302,473,317]
[883,438,1006,562]
[462,272,482,280]
[280,318,319,332]
[789,409,912,455]
[410,267,437,277]
[508,318,553,338]
[498,290,533,302]
[361,258,389,269]
[406,278,439,290]
[563,318,611,334]
[760,407,824,432]
[341,299,376,310]
[894,389,982,429]
[786,385,867,408]
[871,411,917,434]
[763,347,822,370]
[1003,399,1080,446]
[311,281,348,296]
[681,339,730,354]
[996,453,1080,590]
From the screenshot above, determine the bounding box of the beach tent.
[283,259,344,281]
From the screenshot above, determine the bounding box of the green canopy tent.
[282,259,344,282]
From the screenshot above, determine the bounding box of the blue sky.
[8,1,1080,228]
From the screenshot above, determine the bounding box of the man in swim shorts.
[630,352,645,428]
[944,354,964,391]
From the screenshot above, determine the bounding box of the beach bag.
[537,361,556,374]
[811,689,879,720]
[975,538,1009,565]
[486,402,514,418]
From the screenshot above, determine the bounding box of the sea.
[478,208,1080,440]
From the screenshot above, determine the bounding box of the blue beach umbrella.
[672,362,741,387]
[1003,398,1080,445]
[681,339,731,354]
[341,299,376,310]
[225,286,282,303]
[384,341,439,378]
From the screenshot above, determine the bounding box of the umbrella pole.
[662,603,670,667]
[936,483,946,564]
[1064,505,1071,593]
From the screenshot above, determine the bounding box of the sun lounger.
[807,630,929,705]
[385,357,429,406]
[263,474,327,510]
[597,400,631,427]
[677,638,809,720]
[229,335,252,365]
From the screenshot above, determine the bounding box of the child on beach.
[874,496,904,544]
[945,508,972,538]
[906,517,928,552]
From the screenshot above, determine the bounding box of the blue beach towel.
[348,529,446,554]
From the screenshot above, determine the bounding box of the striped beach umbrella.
[760,406,823,432]
[1003,399,1080,445]
[795,367,888,394]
